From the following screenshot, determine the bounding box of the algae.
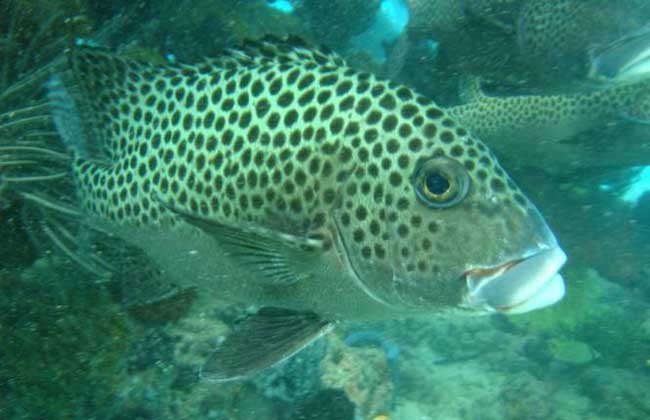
[0,257,133,419]
[547,338,597,364]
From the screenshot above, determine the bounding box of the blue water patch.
[349,0,410,61]
[263,0,411,61]
[621,166,650,204]
[74,37,100,47]
[266,0,295,14]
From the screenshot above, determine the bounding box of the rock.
[580,367,650,418]
[292,389,355,420]
[320,334,394,418]
[547,338,598,365]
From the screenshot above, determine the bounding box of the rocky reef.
[1,1,650,419]
[0,257,132,419]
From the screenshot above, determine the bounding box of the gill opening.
[331,207,395,308]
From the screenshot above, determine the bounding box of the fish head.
[333,91,566,315]
[589,25,650,83]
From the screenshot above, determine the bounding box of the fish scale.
[44,37,566,380]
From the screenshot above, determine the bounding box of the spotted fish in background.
[46,37,566,381]
[447,76,650,175]
[589,25,650,84]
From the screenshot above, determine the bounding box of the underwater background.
[1,0,650,419]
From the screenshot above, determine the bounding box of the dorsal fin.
[213,35,347,69]
[56,37,345,161]
[48,47,130,163]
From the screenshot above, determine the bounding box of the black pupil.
[426,172,450,195]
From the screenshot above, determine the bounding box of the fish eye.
[413,157,470,208]
[425,172,450,196]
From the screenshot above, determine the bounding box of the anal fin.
[201,307,333,382]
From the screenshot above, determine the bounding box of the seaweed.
[0,257,133,419]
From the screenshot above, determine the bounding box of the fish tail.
[45,47,122,164]
[46,74,88,156]
[0,61,111,275]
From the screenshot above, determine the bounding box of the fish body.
[406,0,519,36]
[517,0,591,62]
[447,78,650,174]
[48,38,565,380]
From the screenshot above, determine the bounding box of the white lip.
[590,27,650,82]
[464,247,567,314]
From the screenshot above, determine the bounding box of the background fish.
[589,26,650,84]
[447,77,650,175]
[43,37,566,381]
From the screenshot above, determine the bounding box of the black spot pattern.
[70,42,529,300]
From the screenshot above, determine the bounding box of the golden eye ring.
[413,157,470,208]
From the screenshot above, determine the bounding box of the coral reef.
[0,202,37,269]
[121,0,308,62]
[254,338,325,405]
[0,257,132,419]
[320,334,394,418]
[0,0,92,91]
[580,367,650,419]
[509,264,650,371]
[292,389,355,420]
[510,266,604,336]
[297,0,381,48]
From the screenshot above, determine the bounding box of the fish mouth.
[462,247,567,314]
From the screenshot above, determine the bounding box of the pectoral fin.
[156,197,325,286]
[201,307,333,382]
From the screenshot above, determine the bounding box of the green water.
[1,1,650,419]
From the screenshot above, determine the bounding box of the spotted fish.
[447,77,650,175]
[589,26,650,84]
[47,37,566,381]
[405,0,519,36]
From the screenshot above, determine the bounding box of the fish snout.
[462,246,567,314]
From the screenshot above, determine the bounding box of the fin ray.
[216,35,346,69]
[156,197,324,286]
[201,307,333,382]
